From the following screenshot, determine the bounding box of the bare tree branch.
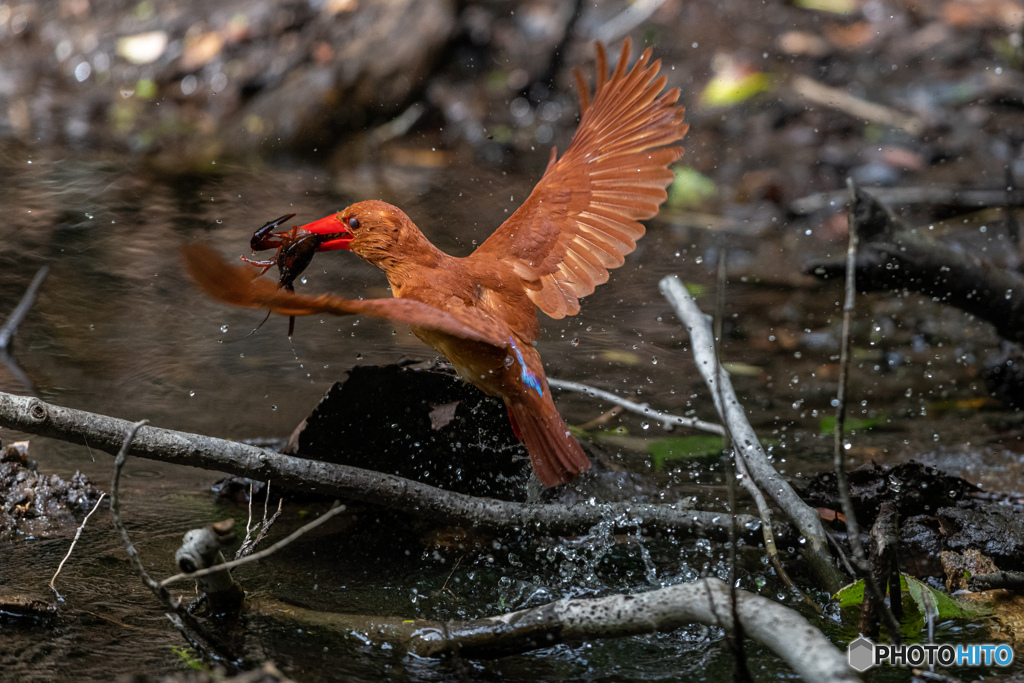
[659,276,845,592]
[0,390,768,543]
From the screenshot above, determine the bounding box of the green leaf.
[721,362,762,376]
[648,436,725,470]
[667,166,717,208]
[835,576,991,626]
[794,0,857,13]
[903,576,991,620]
[700,71,772,108]
[835,580,865,608]
[135,78,158,100]
[820,415,885,434]
[684,282,707,298]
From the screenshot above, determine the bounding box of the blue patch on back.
[508,336,543,397]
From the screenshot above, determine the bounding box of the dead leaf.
[943,0,1024,29]
[942,549,999,592]
[823,22,876,50]
[182,31,224,71]
[777,31,830,57]
[428,401,459,431]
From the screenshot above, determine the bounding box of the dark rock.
[284,361,530,501]
[935,505,1024,569]
[800,460,977,526]
[0,441,105,537]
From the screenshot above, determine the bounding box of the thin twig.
[548,377,725,435]
[110,420,243,666]
[50,492,106,590]
[237,482,284,559]
[111,421,162,594]
[441,556,462,597]
[161,502,348,588]
[244,481,255,539]
[579,405,623,431]
[712,244,754,683]
[835,178,902,641]
[0,265,49,350]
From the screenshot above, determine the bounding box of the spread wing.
[183,244,509,348]
[468,38,688,319]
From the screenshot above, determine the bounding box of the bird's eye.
[348,217,360,230]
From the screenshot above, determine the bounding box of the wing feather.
[469,37,687,319]
[183,244,509,348]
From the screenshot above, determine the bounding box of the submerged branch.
[659,276,845,592]
[804,185,1024,343]
[254,578,858,682]
[0,391,768,543]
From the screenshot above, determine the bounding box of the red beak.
[300,214,354,252]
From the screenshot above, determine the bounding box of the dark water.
[1,144,1022,680]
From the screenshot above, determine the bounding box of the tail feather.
[507,398,590,487]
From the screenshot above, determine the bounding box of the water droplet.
[189,391,195,397]
[570,338,579,347]
[640,421,650,430]
[300,276,308,285]
[220,324,229,333]
[271,405,278,411]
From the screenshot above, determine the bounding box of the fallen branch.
[548,377,725,435]
[791,74,925,135]
[0,391,769,543]
[252,578,858,682]
[969,570,1024,591]
[804,186,1024,343]
[791,185,1024,215]
[659,276,845,592]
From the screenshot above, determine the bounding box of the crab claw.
[250,213,297,252]
[297,213,355,252]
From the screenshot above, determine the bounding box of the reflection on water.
[1,144,1020,679]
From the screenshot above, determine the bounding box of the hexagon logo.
[848,636,876,672]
